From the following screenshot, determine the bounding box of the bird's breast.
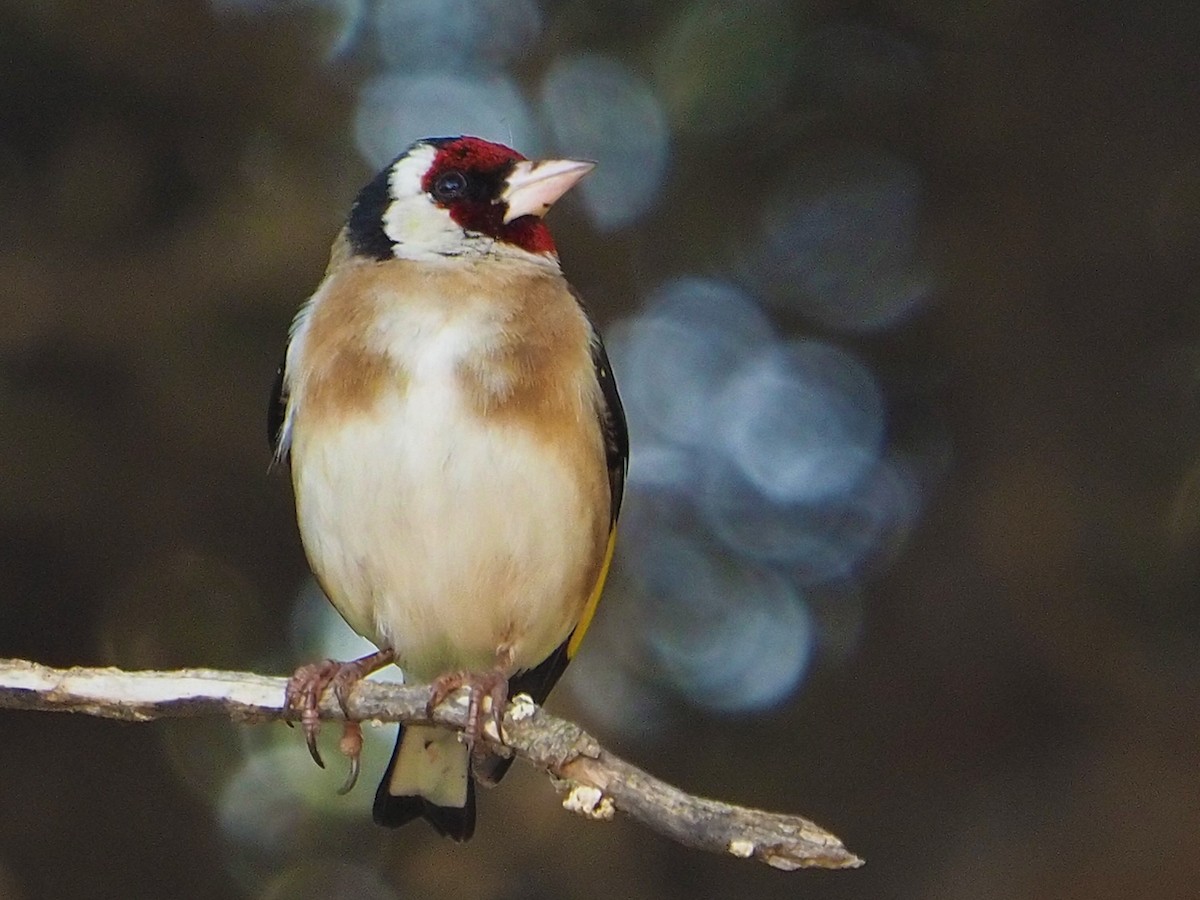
[292,375,605,679]
[285,260,609,679]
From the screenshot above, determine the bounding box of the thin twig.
[0,658,862,871]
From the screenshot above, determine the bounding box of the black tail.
[372,724,476,841]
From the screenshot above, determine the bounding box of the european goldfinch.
[268,136,627,842]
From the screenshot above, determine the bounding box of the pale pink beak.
[500,158,595,224]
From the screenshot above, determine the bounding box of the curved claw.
[336,754,360,796]
[305,730,326,769]
[286,649,395,780]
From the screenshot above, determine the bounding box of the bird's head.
[346,136,594,263]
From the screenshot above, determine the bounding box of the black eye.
[432,170,468,201]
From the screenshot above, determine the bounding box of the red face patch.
[421,137,557,255]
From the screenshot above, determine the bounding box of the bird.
[268,136,628,842]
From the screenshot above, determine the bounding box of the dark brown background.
[2,2,1200,898]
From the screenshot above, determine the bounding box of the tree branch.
[0,658,861,871]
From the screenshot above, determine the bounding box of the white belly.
[291,379,594,681]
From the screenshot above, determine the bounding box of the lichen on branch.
[0,658,861,871]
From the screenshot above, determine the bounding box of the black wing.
[506,331,628,705]
[268,359,289,466]
[593,336,629,527]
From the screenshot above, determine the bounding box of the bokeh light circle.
[746,148,930,331]
[634,530,814,712]
[624,439,701,495]
[717,340,885,504]
[702,454,922,584]
[373,0,542,73]
[540,54,670,230]
[354,72,539,171]
[607,277,774,449]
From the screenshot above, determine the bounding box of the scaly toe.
[285,660,341,769]
[427,671,469,719]
[284,650,396,780]
[427,669,511,750]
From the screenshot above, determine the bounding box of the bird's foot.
[427,668,511,752]
[284,647,395,793]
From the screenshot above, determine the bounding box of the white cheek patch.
[382,144,471,259]
[388,144,437,196]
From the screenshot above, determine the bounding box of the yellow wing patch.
[567,525,618,659]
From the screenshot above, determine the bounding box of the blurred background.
[2,0,1200,897]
